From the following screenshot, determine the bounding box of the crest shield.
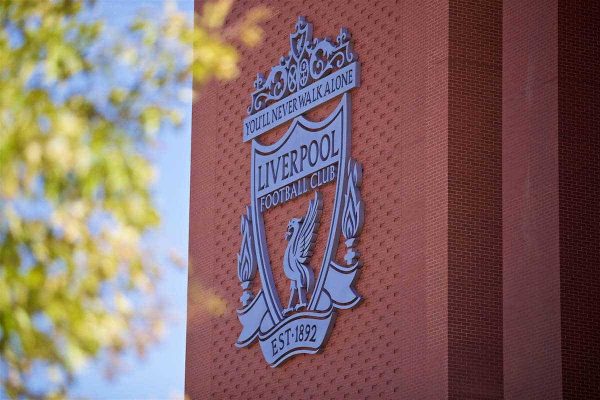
[235,18,364,367]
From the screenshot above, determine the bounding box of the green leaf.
[0,0,268,397]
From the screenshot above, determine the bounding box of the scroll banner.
[243,62,360,142]
[235,291,270,347]
[258,307,334,367]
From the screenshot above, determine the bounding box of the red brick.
[559,1,600,398]
[503,0,562,398]
[186,1,452,398]
[185,1,600,398]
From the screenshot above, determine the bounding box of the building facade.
[185,0,599,398]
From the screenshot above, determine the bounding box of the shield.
[235,94,364,366]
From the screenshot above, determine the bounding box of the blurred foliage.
[0,0,269,398]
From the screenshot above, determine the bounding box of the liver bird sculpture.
[283,191,322,315]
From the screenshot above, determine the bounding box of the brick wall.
[559,1,600,398]
[186,0,452,398]
[186,1,600,398]
[503,0,562,398]
[424,0,449,398]
[448,1,503,398]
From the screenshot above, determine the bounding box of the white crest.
[235,18,364,367]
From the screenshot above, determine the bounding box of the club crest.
[235,17,364,367]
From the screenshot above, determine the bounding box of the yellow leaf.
[239,25,262,47]
[205,294,227,316]
[201,0,233,29]
[25,142,42,166]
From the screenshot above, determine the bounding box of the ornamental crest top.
[247,17,357,116]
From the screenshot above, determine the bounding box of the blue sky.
[72,1,192,398]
